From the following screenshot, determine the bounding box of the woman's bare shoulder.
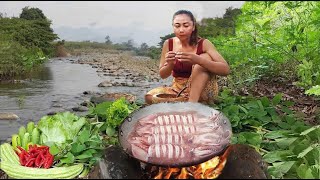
[162,38,170,49]
[202,38,217,51]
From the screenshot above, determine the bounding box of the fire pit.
[143,145,231,179]
[87,144,269,179]
[118,102,233,179]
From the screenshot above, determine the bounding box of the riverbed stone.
[0,113,19,120]
[72,106,89,112]
[98,81,113,87]
[90,93,136,105]
[83,90,96,95]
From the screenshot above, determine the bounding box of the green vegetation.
[86,97,141,145]
[212,89,320,179]
[210,1,320,95]
[0,6,58,80]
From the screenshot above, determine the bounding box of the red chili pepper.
[19,151,27,166]
[38,146,49,151]
[17,144,54,168]
[17,146,27,154]
[35,153,42,167]
[25,157,36,167]
[28,144,34,151]
[29,148,38,154]
[43,153,54,169]
[39,151,45,159]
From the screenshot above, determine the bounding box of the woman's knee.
[193,64,208,73]
[192,64,210,80]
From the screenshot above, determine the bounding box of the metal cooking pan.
[118,102,232,167]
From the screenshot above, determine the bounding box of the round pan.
[118,102,232,167]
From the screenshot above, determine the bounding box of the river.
[0,57,105,142]
[0,56,171,143]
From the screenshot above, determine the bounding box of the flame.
[151,146,232,179]
[151,156,226,179]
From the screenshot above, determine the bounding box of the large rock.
[0,113,19,120]
[88,145,142,179]
[218,144,269,179]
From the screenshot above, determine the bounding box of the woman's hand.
[175,52,202,65]
[164,51,177,66]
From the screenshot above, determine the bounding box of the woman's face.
[172,14,195,41]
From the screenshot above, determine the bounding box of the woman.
[145,10,230,104]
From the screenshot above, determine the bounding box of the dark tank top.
[169,38,205,78]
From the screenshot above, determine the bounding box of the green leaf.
[300,125,320,136]
[49,144,60,155]
[238,105,248,114]
[297,144,318,158]
[60,152,75,164]
[271,161,296,174]
[78,128,90,144]
[75,153,92,160]
[250,110,267,119]
[71,142,86,154]
[37,112,86,144]
[281,106,293,115]
[106,126,116,137]
[263,150,293,163]
[282,100,294,107]
[260,96,270,107]
[75,149,97,159]
[297,164,315,179]
[297,147,313,160]
[93,101,113,118]
[272,93,283,105]
[278,122,291,130]
[257,100,264,111]
[237,134,247,144]
[275,137,298,149]
[264,130,291,139]
[310,164,320,179]
[305,85,320,96]
[239,132,262,146]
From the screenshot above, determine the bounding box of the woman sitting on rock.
[145,10,230,104]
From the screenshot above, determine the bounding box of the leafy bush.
[212,89,320,179]
[209,1,320,93]
[86,98,141,145]
[0,7,58,80]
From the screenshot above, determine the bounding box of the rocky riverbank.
[73,49,164,86]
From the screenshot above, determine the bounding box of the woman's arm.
[159,39,176,79]
[199,39,230,76]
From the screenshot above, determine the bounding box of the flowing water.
[0,58,103,142]
[0,57,168,143]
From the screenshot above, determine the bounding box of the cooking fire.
[143,145,232,179]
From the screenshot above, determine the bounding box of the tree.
[140,43,149,51]
[223,7,242,34]
[198,7,242,38]
[158,33,175,48]
[105,35,112,45]
[16,6,59,55]
[122,39,134,50]
[19,6,46,20]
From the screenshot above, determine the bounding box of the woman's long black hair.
[172,10,199,46]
